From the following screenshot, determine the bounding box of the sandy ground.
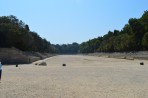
[0,55,148,98]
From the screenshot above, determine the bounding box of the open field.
[0,55,148,98]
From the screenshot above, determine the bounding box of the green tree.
[129,18,145,50]
[0,15,54,53]
[142,32,148,50]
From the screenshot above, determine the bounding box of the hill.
[79,11,148,53]
[1,11,148,55]
[0,15,55,53]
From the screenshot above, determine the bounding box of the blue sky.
[1,0,148,44]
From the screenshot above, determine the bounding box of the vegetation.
[79,11,148,53]
[1,11,148,54]
[53,42,79,54]
[0,15,54,53]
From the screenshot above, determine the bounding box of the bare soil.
[0,55,148,98]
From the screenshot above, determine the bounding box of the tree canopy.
[53,42,79,54]
[1,11,148,54]
[79,11,148,53]
[0,15,54,52]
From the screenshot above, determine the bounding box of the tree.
[128,18,145,50]
[25,25,30,32]
[0,15,54,53]
[142,32,148,50]
[140,10,148,32]
[79,11,148,53]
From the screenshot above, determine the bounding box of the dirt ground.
[0,55,148,98]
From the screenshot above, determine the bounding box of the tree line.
[79,11,148,53]
[1,11,148,54]
[0,15,55,53]
[53,43,79,54]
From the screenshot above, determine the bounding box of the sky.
[0,0,148,44]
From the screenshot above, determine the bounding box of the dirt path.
[0,55,148,98]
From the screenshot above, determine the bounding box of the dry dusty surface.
[0,55,148,98]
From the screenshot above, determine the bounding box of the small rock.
[35,63,38,65]
[140,62,144,65]
[39,62,47,66]
[16,64,18,67]
[63,64,66,66]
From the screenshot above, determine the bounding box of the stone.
[63,64,66,66]
[39,62,47,66]
[140,62,144,65]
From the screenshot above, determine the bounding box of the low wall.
[0,48,55,64]
[0,48,30,64]
[87,51,148,60]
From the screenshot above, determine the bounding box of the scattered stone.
[16,64,18,67]
[63,64,66,66]
[35,63,38,65]
[39,62,47,66]
[140,62,144,65]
